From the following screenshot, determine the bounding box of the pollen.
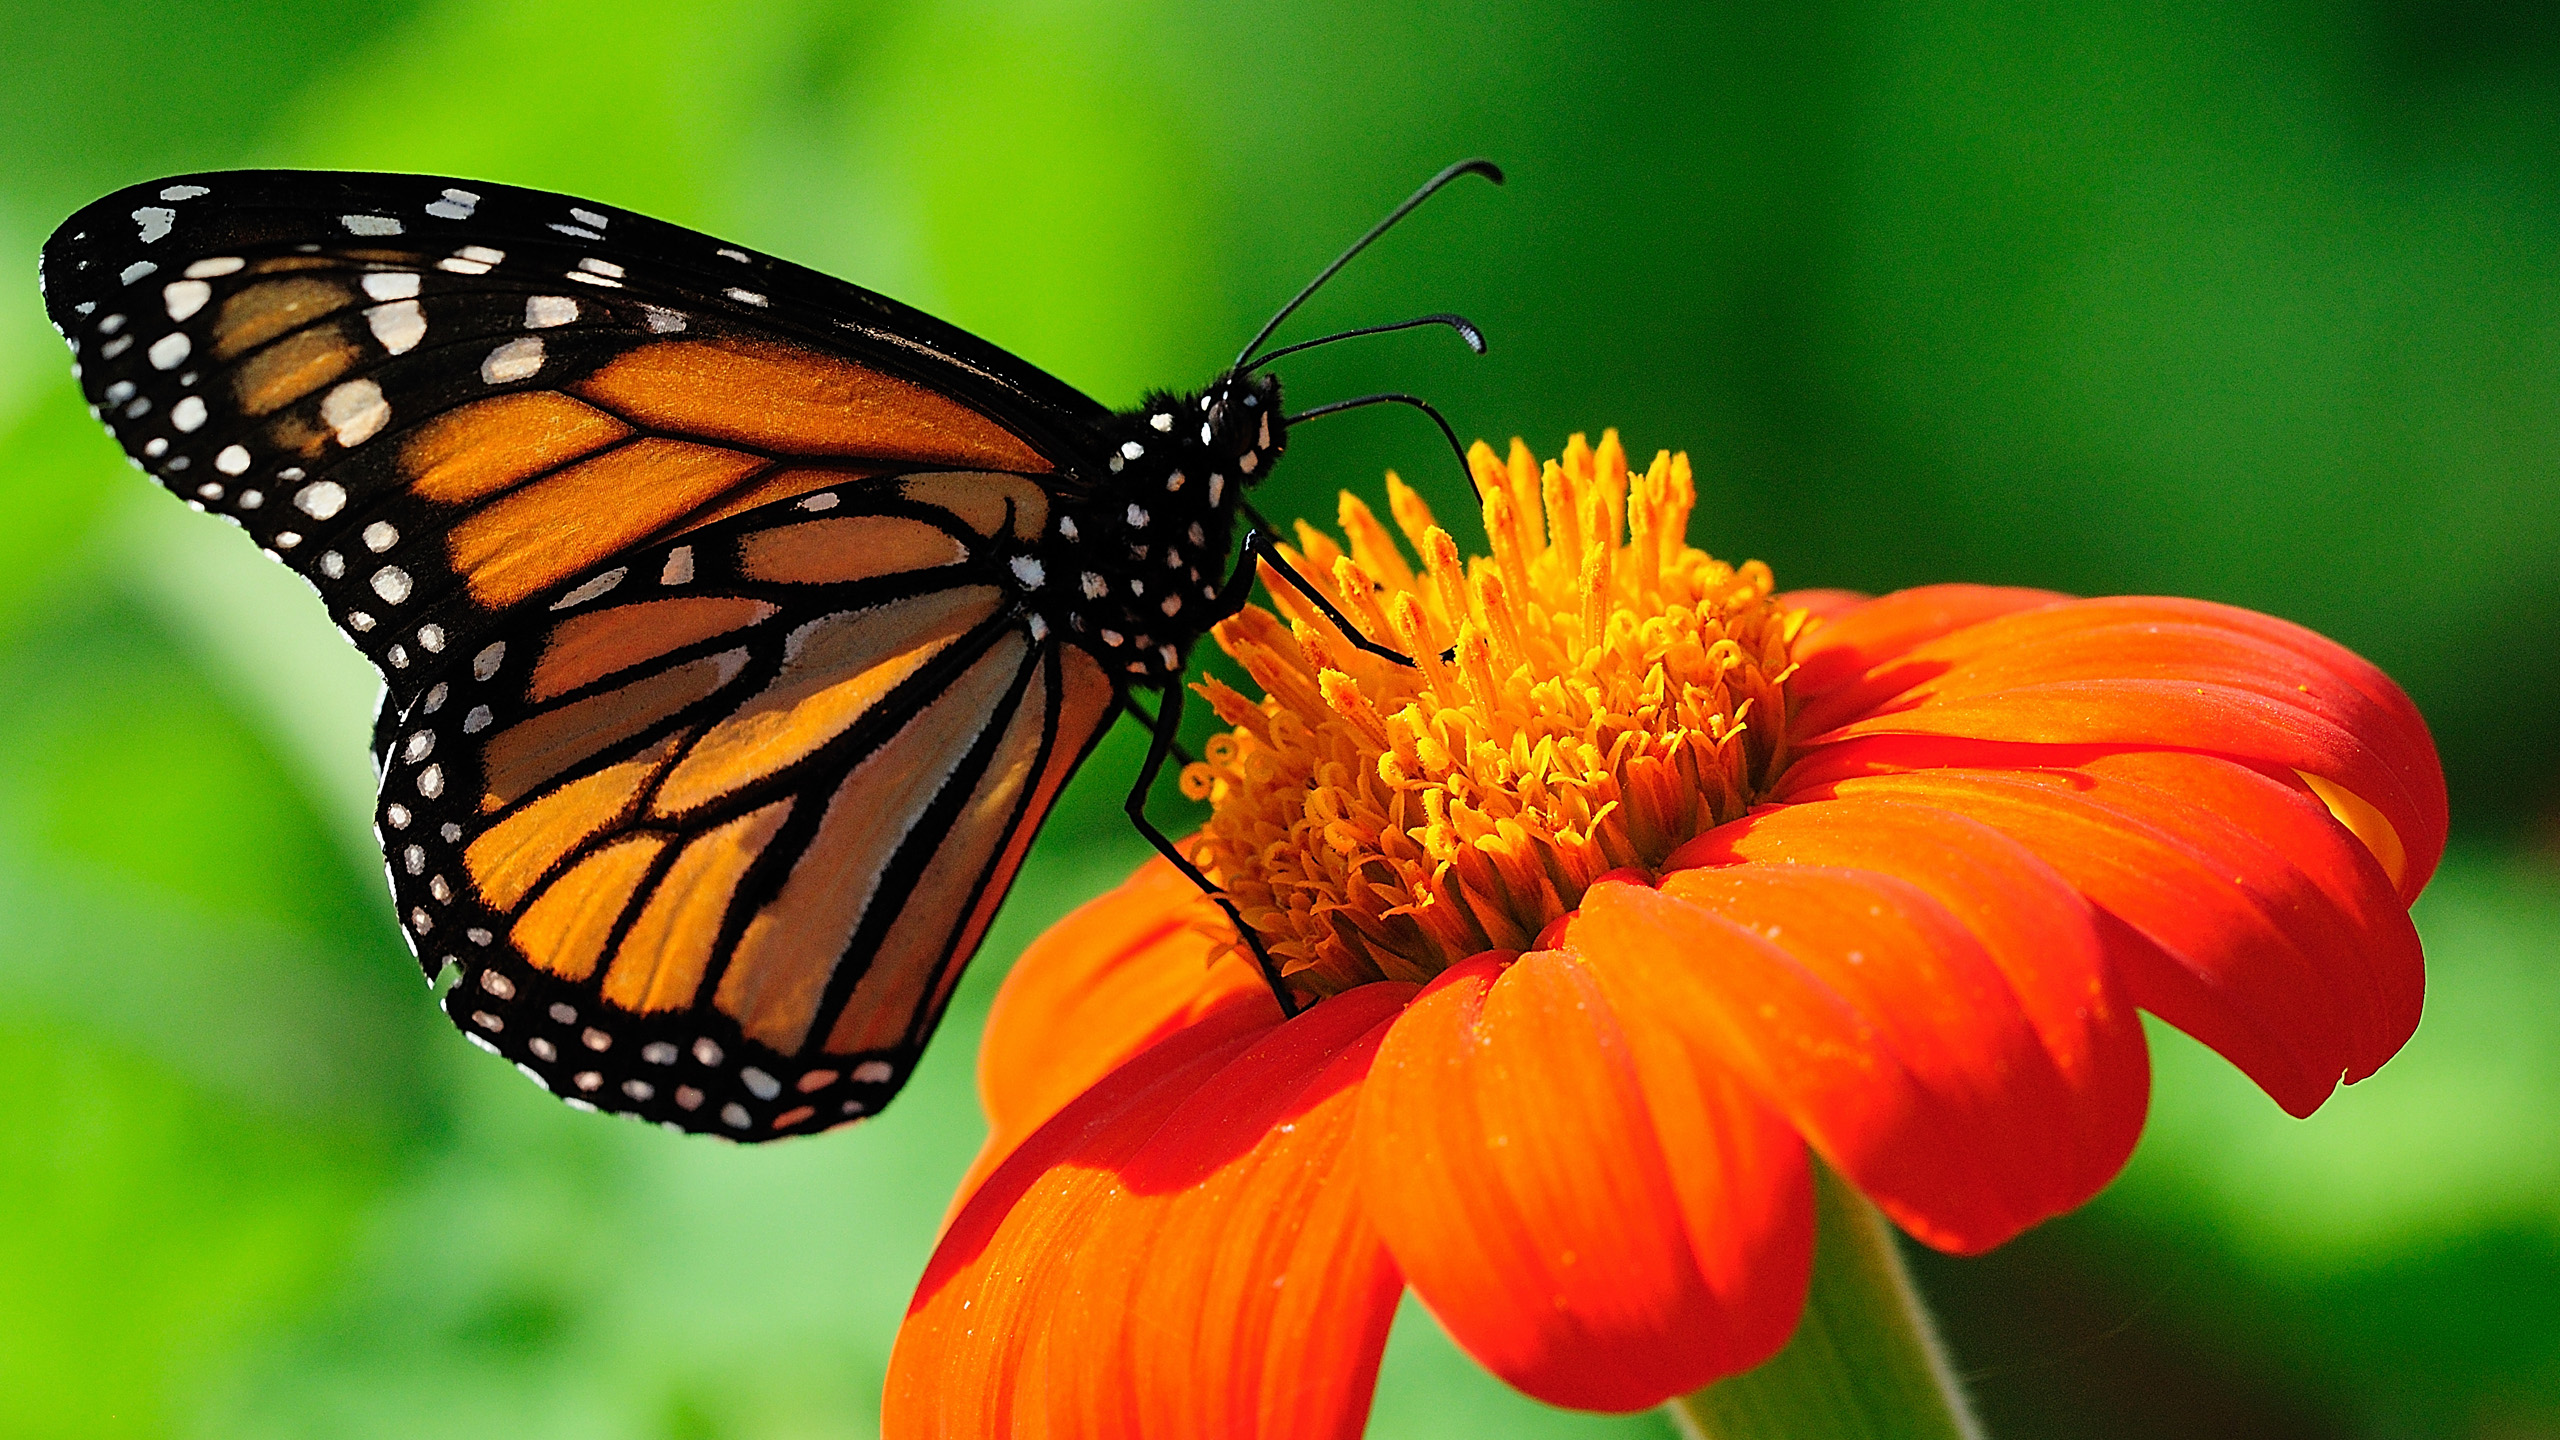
[1181,431,1807,997]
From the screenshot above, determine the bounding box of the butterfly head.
[1196,369,1286,486]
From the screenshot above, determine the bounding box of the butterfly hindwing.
[388,474,1118,1136]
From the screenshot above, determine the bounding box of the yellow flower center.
[1180,431,1809,998]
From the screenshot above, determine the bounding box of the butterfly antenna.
[1247,312,1486,369]
[1286,392,1479,501]
[1235,158,1504,372]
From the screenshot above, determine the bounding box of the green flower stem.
[1665,1163,1984,1440]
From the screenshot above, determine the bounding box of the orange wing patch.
[404,393,633,505]
[900,471,1052,543]
[531,596,779,703]
[738,514,969,586]
[511,834,668,982]
[479,648,749,810]
[651,586,1001,817]
[912,644,1117,1033]
[232,322,360,416]
[449,438,770,608]
[571,336,1051,473]
[714,630,1032,1053]
[677,465,891,531]
[209,275,356,360]
[601,798,796,1015]
[823,652,1051,1054]
[464,731,687,910]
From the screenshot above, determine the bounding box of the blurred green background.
[2,1,2556,1435]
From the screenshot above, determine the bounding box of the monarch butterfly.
[39,161,1496,1139]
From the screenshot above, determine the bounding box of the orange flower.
[886,434,2442,1435]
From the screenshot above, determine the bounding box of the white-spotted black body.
[1025,370,1284,682]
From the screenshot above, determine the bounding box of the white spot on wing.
[569,207,608,228]
[214,444,250,475]
[341,214,402,236]
[852,1060,893,1084]
[480,337,543,383]
[473,641,506,679]
[321,378,390,445]
[372,567,412,603]
[425,188,479,220]
[642,307,686,333]
[184,256,244,278]
[523,294,577,328]
[171,396,207,432]
[660,546,694,585]
[294,481,347,519]
[147,332,189,369]
[366,300,426,354]
[578,257,624,278]
[132,208,175,244]
[723,288,768,307]
[361,271,420,301]
[162,280,210,320]
[159,185,209,201]
[363,521,399,552]
[552,567,626,609]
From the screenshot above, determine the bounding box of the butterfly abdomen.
[1025,374,1285,684]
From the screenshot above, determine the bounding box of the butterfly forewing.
[390,477,1117,1135]
[40,174,1109,707]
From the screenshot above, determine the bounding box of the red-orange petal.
[892,1002,1280,1437]
[965,856,1273,1200]
[1775,586,1872,623]
[1354,951,1813,1411]
[1789,597,2446,898]
[1668,795,2150,1210]
[1787,584,2068,702]
[1576,799,2141,1254]
[1784,748,2423,1116]
[890,984,1414,1440]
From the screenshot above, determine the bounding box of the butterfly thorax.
[1023,370,1284,685]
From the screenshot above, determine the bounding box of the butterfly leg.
[1233,524,1420,669]
[1114,691,1196,766]
[1121,679,1301,1019]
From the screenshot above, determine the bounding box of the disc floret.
[1182,431,1806,997]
